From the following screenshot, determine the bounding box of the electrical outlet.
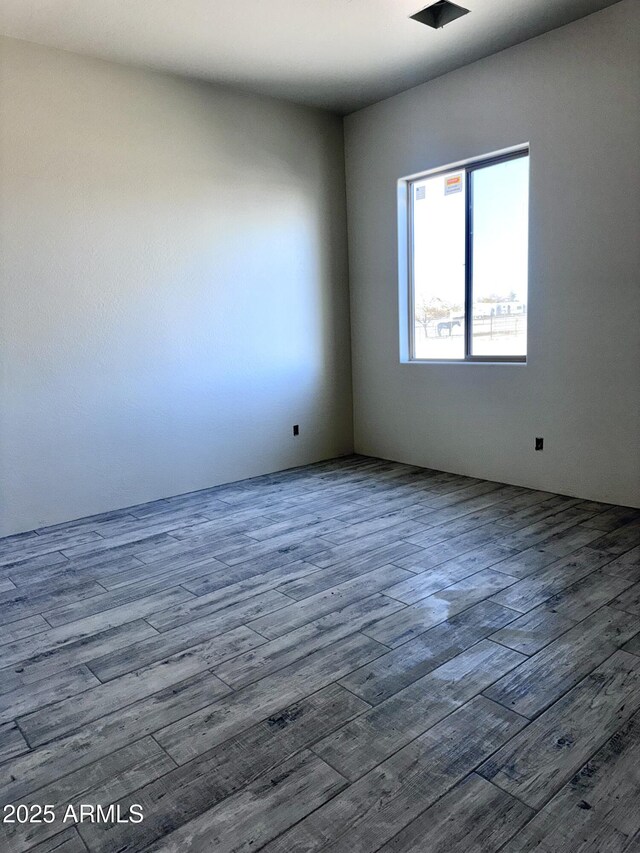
[535,437,544,451]
[293,424,300,437]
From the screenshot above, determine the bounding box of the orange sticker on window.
[445,174,463,195]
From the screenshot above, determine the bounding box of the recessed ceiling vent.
[410,0,470,29]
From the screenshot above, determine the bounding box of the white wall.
[0,37,353,536]
[344,0,640,508]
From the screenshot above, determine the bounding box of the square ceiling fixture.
[410,0,470,29]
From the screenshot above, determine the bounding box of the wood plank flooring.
[0,455,639,852]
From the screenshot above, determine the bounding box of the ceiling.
[0,0,622,113]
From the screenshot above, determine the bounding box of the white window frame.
[400,145,530,365]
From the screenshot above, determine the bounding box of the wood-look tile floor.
[0,456,639,853]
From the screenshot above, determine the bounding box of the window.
[406,148,529,362]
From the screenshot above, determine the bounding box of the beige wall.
[0,37,353,536]
[344,0,640,508]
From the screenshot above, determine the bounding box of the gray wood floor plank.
[19,626,265,747]
[485,545,567,579]
[0,619,158,694]
[496,508,600,552]
[86,618,265,683]
[479,649,640,808]
[2,552,71,584]
[0,531,104,567]
[610,582,640,616]
[307,524,426,569]
[96,508,218,537]
[588,521,640,557]
[0,614,50,646]
[484,606,640,718]
[490,547,616,613]
[408,488,520,528]
[32,510,134,535]
[400,472,473,499]
[95,553,227,589]
[419,480,506,510]
[247,565,411,639]
[362,568,518,648]
[403,509,505,550]
[499,709,640,853]
[179,557,321,597]
[0,530,44,547]
[0,590,192,670]
[0,720,30,763]
[15,555,147,591]
[488,569,633,658]
[0,737,175,853]
[540,569,633,622]
[2,587,194,666]
[21,827,87,853]
[490,607,576,655]
[330,495,435,526]
[535,523,605,557]
[492,496,583,530]
[145,587,291,633]
[625,833,640,852]
[376,773,533,853]
[155,633,387,765]
[252,513,351,542]
[176,513,336,547]
[402,522,514,569]
[494,489,557,512]
[601,546,640,583]
[104,556,266,597]
[129,495,229,520]
[383,560,506,605]
[0,671,231,803]
[340,600,520,705]
[57,517,212,559]
[539,524,608,557]
[210,536,338,575]
[81,685,367,853]
[264,500,364,524]
[312,640,525,780]
[319,506,436,545]
[40,575,209,628]
[275,543,420,600]
[0,664,100,726]
[259,696,527,853]
[213,594,405,690]
[244,513,346,541]
[394,542,518,576]
[214,530,336,567]
[144,751,347,853]
[581,505,640,532]
[59,535,174,569]
[624,632,640,657]
[111,533,252,568]
[138,527,258,558]
[0,580,106,627]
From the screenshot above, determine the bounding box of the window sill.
[402,358,527,365]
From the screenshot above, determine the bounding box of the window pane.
[412,170,466,360]
[470,156,529,357]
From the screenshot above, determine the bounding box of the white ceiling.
[0,0,622,113]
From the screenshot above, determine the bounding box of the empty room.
[0,0,639,850]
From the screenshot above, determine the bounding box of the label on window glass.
[415,185,426,200]
[445,174,463,195]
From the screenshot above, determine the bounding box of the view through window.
[409,150,529,361]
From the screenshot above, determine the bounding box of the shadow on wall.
[0,38,352,535]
